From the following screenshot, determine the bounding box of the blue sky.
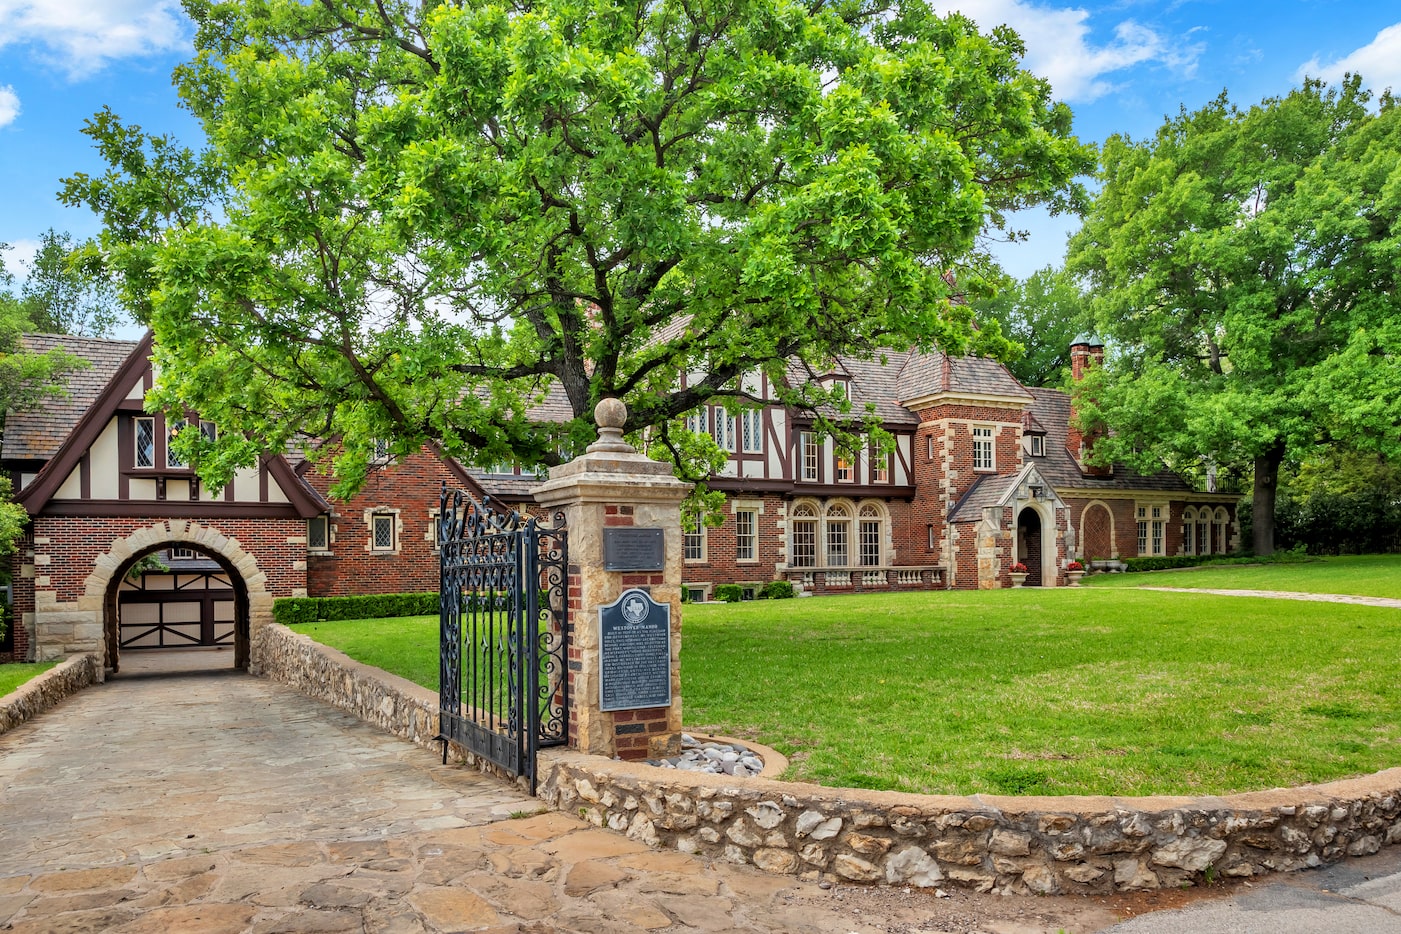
[2,0,1400,304]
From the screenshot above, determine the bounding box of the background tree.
[0,249,86,556]
[17,229,124,337]
[1068,77,1401,554]
[981,266,1090,386]
[64,0,1092,496]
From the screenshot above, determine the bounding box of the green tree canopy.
[981,265,1090,387]
[0,250,87,557]
[1068,77,1401,554]
[18,229,125,337]
[64,0,1091,496]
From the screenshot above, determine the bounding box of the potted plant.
[1066,559,1085,587]
[1008,562,1029,588]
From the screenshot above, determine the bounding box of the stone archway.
[82,521,274,673]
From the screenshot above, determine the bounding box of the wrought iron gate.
[437,484,569,793]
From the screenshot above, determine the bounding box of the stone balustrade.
[782,565,945,594]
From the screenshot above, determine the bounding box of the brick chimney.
[1067,334,1111,477]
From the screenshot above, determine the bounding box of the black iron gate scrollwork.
[437,483,569,793]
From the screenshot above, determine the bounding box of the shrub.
[274,592,438,624]
[759,580,795,600]
[714,584,744,603]
[1066,560,1084,571]
[1123,555,1209,573]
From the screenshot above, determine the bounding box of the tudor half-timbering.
[3,331,1238,664]
[1,333,494,666]
[675,336,1239,597]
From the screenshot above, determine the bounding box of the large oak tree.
[1069,78,1401,554]
[65,0,1091,494]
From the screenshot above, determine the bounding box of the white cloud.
[1297,23,1401,94]
[933,0,1202,102]
[0,85,18,127]
[0,0,190,79]
[1,239,39,283]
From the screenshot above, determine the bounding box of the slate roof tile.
[3,334,141,461]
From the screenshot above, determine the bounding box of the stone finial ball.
[595,397,628,430]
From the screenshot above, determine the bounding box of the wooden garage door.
[119,571,235,649]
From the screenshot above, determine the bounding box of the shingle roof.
[1025,387,1192,493]
[895,350,1032,405]
[3,333,142,461]
[948,473,1020,522]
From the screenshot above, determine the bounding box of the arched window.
[825,503,851,567]
[858,502,885,566]
[790,504,818,567]
[1214,507,1230,555]
[1182,507,1197,555]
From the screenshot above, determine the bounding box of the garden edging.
[253,623,1401,895]
[0,653,101,735]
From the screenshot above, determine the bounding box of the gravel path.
[1140,587,1401,609]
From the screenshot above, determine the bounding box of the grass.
[0,662,58,698]
[293,617,440,690]
[292,556,1401,797]
[1085,553,1401,599]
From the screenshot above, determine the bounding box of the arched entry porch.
[82,522,274,673]
[1016,506,1045,586]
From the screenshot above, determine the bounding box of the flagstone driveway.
[0,651,1136,933]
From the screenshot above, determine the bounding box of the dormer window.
[1029,435,1045,457]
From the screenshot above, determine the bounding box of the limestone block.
[884,846,942,887]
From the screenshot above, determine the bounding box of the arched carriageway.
[82,522,274,673]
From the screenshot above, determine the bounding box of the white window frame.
[858,503,884,567]
[734,508,757,562]
[926,434,934,460]
[134,416,155,469]
[714,410,737,452]
[927,523,936,551]
[371,514,396,552]
[835,453,852,482]
[684,516,707,563]
[825,504,851,567]
[972,426,994,472]
[1136,504,1166,556]
[1029,435,1044,457]
[801,432,818,481]
[741,410,763,453]
[789,504,818,567]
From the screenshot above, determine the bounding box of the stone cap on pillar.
[533,398,692,507]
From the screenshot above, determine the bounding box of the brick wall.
[305,449,464,596]
[681,493,787,589]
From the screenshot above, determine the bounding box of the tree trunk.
[1252,442,1286,556]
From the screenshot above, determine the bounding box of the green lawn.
[0,662,58,698]
[1085,553,1401,599]
[293,573,1401,798]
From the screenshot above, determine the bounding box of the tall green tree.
[63,0,1092,496]
[1068,77,1401,554]
[981,266,1090,387]
[0,250,86,556]
[18,229,124,337]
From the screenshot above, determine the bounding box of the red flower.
[1010,563,1028,573]
[1067,560,1084,571]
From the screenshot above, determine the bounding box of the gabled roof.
[3,333,142,461]
[949,464,1064,523]
[9,330,328,519]
[895,350,1032,407]
[1024,387,1193,493]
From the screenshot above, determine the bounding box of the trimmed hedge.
[1123,555,1212,573]
[274,592,438,625]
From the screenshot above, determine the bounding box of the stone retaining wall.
[252,623,1401,895]
[251,623,444,752]
[537,751,1401,895]
[0,653,100,734]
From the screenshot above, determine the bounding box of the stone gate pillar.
[533,399,691,759]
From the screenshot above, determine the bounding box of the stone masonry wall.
[256,622,1401,897]
[0,653,100,734]
[539,752,1401,896]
